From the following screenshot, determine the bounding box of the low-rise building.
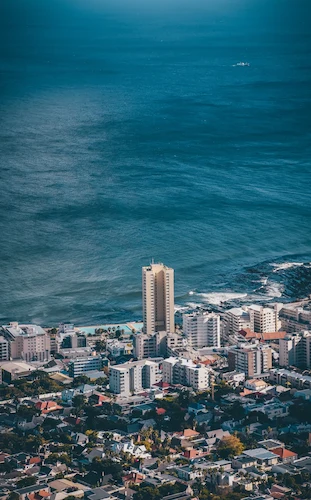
[68,355,103,378]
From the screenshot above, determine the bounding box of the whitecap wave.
[174,304,189,313]
[197,292,248,305]
[186,301,205,310]
[271,262,304,273]
[265,282,284,298]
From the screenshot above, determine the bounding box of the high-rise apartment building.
[68,355,103,378]
[142,263,174,335]
[0,337,9,361]
[1,322,50,362]
[248,305,277,333]
[183,312,221,348]
[109,359,161,396]
[228,343,272,377]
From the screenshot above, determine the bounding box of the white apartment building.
[142,262,174,334]
[248,305,277,333]
[183,312,220,348]
[0,337,9,361]
[279,331,311,368]
[1,322,50,362]
[109,359,161,396]
[162,357,210,390]
[133,330,166,359]
[225,308,250,336]
[279,306,311,333]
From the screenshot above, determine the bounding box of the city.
[1,263,311,500]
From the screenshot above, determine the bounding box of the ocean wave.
[197,292,248,305]
[174,304,189,313]
[271,262,305,273]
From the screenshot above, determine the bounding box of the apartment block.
[183,312,221,348]
[279,306,311,333]
[109,360,160,396]
[68,355,103,378]
[279,331,311,368]
[224,308,250,336]
[248,305,277,333]
[0,337,9,361]
[228,343,272,377]
[142,262,174,334]
[133,331,166,359]
[1,322,50,362]
[162,357,210,390]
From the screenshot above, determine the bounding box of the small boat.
[236,62,250,67]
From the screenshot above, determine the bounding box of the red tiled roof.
[29,457,41,465]
[156,408,166,415]
[271,447,297,459]
[183,429,200,438]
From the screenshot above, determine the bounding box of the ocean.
[1,0,311,325]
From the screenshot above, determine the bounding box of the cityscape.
[1,262,311,500]
[2,0,311,499]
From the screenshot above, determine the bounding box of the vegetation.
[217,434,244,459]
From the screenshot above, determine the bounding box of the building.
[224,308,250,336]
[109,359,160,396]
[133,331,166,359]
[68,355,103,378]
[166,332,188,356]
[279,305,311,333]
[248,305,277,333]
[142,262,174,334]
[0,360,36,383]
[183,312,221,348]
[228,343,272,377]
[270,368,311,389]
[1,322,50,362]
[162,357,210,390]
[0,337,9,361]
[279,331,311,368]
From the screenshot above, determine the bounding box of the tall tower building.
[142,262,174,334]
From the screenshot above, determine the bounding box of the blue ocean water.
[0,0,311,325]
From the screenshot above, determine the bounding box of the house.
[15,483,50,500]
[232,455,257,470]
[175,465,203,481]
[245,379,267,392]
[35,401,63,414]
[270,447,298,463]
[242,448,279,467]
[72,432,89,446]
[111,440,151,459]
[187,403,205,415]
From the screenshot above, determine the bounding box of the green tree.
[16,476,37,488]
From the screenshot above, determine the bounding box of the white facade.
[142,263,174,334]
[183,312,221,348]
[248,305,277,333]
[0,336,9,361]
[162,357,210,390]
[279,331,311,368]
[225,308,250,335]
[109,359,160,396]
